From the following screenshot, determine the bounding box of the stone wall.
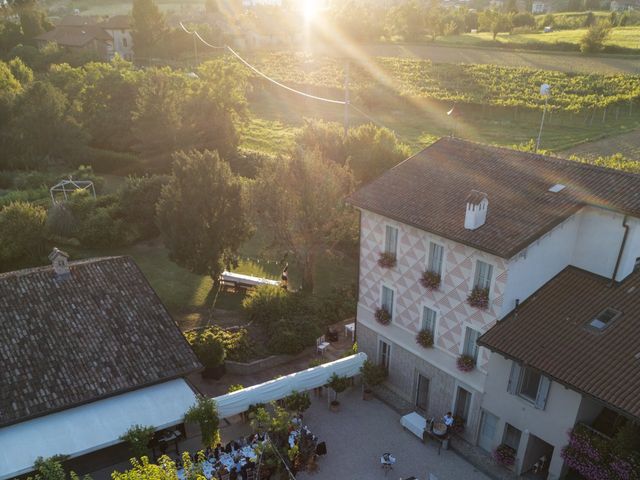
[358,323,481,444]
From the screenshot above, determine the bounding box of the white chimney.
[48,247,70,277]
[464,190,488,230]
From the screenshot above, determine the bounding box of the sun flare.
[303,0,318,21]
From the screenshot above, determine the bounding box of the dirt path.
[561,128,640,160]
[348,44,640,74]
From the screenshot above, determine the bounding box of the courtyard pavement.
[298,388,490,480]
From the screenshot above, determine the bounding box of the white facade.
[105,27,133,60]
[355,201,640,471]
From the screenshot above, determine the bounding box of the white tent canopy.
[214,353,367,419]
[0,379,197,480]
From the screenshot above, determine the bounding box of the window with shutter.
[509,363,552,411]
[422,306,437,335]
[474,260,494,292]
[428,242,444,275]
[385,226,398,256]
[381,286,394,319]
[507,362,521,395]
[463,327,481,361]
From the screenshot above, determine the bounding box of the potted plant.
[360,360,387,400]
[378,252,397,268]
[375,307,391,325]
[119,424,155,458]
[283,390,311,416]
[416,329,434,348]
[184,395,220,447]
[456,354,475,372]
[493,443,516,467]
[184,330,226,379]
[467,287,490,310]
[420,271,441,291]
[327,373,349,412]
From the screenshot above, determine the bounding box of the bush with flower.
[561,424,640,480]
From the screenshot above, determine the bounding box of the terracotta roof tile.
[0,256,201,427]
[347,137,640,258]
[479,267,640,419]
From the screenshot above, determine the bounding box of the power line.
[180,22,345,105]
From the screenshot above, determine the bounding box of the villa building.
[347,137,640,477]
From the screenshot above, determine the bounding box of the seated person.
[230,466,238,480]
[443,411,454,432]
[225,441,233,453]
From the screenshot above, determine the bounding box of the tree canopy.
[156,150,252,282]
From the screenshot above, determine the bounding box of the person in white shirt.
[443,412,454,432]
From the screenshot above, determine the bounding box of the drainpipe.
[354,210,362,343]
[609,215,629,287]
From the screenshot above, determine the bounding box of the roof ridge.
[447,137,640,180]
[0,255,126,280]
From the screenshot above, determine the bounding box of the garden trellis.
[49,178,96,204]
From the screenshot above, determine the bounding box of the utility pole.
[193,33,199,66]
[535,83,551,153]
[344,60,350,135]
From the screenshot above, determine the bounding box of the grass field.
[436,27,640,52]
[68,233,357,315]
[563,127,640,160]
[65,0,201,16]
[242,87,640,155]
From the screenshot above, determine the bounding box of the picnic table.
[219,271,280,291]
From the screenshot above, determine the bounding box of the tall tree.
[345,123,411,184]
[252,152,356,293]
[156,150,251,284]
[131,0,167,59]
[0,201,46,271]
[131,67,186,162]
[182,59,248,160]
[6,80,85,167]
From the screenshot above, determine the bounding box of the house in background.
[35,14,134,61]
[0,251,202,479]
[347,137,640,475]
[532,1,550,13]
[102,15,134,60]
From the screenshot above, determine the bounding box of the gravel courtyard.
[298,387,489,480]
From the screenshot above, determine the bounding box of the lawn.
[66,0,202,16]
[435,27,640,52]
[243,87,640,155]
[68,233,358,317]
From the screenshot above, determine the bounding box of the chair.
[246,470,255,480]
[380,452,395,476]
[316,335,330,355]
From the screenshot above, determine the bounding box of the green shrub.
[283,390,311,414]
[267,316,321,355]
[83,147,140,174]
[119,424,155,459]
[242,284,290,326]
[580,20,612,53]
[0,201,47,267]
[360,360,387,388]
[184,329,226,369]
[76,205,126,248]
[46,203,75,237]
[118,175,168,240]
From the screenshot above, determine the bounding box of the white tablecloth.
[400,412,426,440]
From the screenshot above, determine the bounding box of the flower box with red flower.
[416,329,434,348]
[467,287,489,310]
[420,270,441,291]
[375,307,392,325]
[378,252,397,269]
[456,354,475,372]
[493,443,516,466]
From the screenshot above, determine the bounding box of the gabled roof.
[101,15,131,29]
[35,25,113,47]
[0,256,201,428]
[58,14,101,27]
[347,137,640,258]
[479,266,640,420]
